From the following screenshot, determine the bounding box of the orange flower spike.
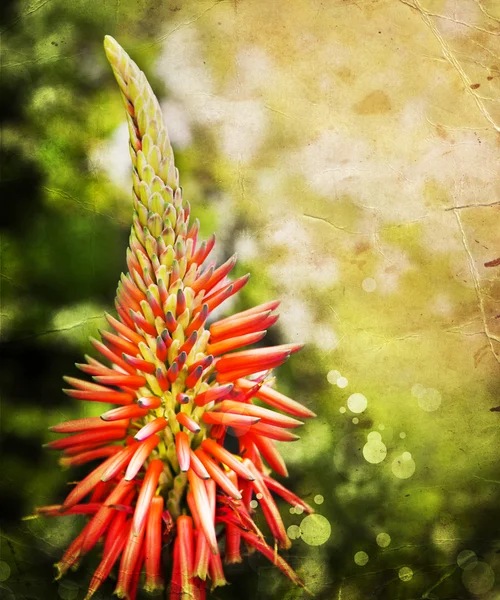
[41,36,316,597]
[132,459,164,536]
[144,496,164,593]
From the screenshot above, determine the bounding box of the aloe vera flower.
[37,36,316,600]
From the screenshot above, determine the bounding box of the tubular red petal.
[45,428,127,451]
[247,422,299,442]
[262,475,314,514]
[176,412,201,434]
[187,469,218,555]
[185,304,209,336]
[187,354,213,375]
[115,523,145,599]
[244,460,290,550]
[85,521,132,600]
[207,331,267,356]
[101,442,140,482]
[90,337,136,374]
[235,378,316,418]
[134,417,168,441]
[63,376,111,393]
[144,496,164,592]
[100,329,139,357]
[177,515,195,598]
[137,396,162,409]
[101,404,148,421]
[122,353,156,374]
[193,384,233,407]
[59,446,121,468]
[213,401,303,428]
[176,431,191,472]
[223,471,242,565]
[204,255,237,294]
[202,412,259,428]
[185,365,203,389]
[105,312,144,346]
[125,435,161,481]
[209,309,272,340]
[36,503,102,517]
[50,417,129,433]
[129,309,157,336]
[63,388,135,405]
[194,449,241,500]
[179,331,198,356]
[189,450,210,480]
[93,374,146,388]
[132,459,164,536]
[245,433,288,477]
[201,439,254,481]
[215,345,294,373]
[81,479,135,554]
[190,266,214,295]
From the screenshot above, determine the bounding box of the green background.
[1,0,499,598]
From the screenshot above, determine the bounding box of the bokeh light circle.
[299,514,331,546]
[337,376,348,388]
[287,525,301,540]
[0,562,10,583]
[398,566,413,582]
[354,551,369,566]
[363,435,387,464]
[391,453,416,479]
[347,393,367,414]
[418,387,442,412]
[58,580,79,600]
[327,370,341,384]
[314,494,324,505]
[334,433,375,482]
[457,549,478,570]
[461,562,495,595]
[376,533,391,548]
[362,277,377,292]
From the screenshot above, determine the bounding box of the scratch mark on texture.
[453,208,500,363]
[400,0,500,133]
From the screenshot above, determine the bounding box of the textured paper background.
[1,1,499,598]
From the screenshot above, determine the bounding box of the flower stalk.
[36,35,316,599]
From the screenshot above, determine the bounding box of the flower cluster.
[37,36,316,600]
